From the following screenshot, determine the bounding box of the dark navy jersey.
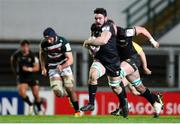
[12,50,38,77]
[116,26,138,60]
[41,36,71,69]
[90,22,120,65]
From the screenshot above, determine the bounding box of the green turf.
[0,115,179,123]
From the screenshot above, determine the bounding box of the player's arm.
[84,25,112,46]
[39,47,47,76]
[32,57,39,72]
[90,31,111,45]
[57,52,73,72]
[138,50,152,75]
[134,26,159,48]
[10,53,17,75]
[133,42,151,75]
[22,56,40,72]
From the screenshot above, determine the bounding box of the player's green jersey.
[41,36,71,69]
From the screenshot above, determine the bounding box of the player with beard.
[80,8,128,118]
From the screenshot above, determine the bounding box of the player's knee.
[89,72,98,85]
[120,68,127,78]
[131,78,142,87]
[50,80,66,97]
[53,88,67,97]
[108,80,120,87]
[18,89,26,98]
[64,76,74,88]
[111,86,122,94]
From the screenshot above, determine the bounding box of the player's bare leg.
[18,83,34,115]
[50,77,67,97]
[31,85,43,115]
[108,76,128,118]
[120,61,135,78]
[127,70,163,117]
[80,68,98,111]
[111,61,139,116]
[80,61,105,111]
[64,75,81,117]
[111,79,140,116]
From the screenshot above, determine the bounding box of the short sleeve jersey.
[40,36,71,69]
[12,50,38,76]
[116,26,138,60]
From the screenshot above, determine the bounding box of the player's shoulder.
[12,49,21,56]
[58,36,69,44]
[40,39,47,48]
[102,20,114,32]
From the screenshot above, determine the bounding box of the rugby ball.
[89,45,100,56]
[87,36,100,56]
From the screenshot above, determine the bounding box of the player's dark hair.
[94,8,107,17]
[20,40,30,46]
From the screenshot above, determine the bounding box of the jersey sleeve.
[125,27,136,37]
[102,23,111,33]
[30,52,39,64]
[34,56,39,64]
[61,37,72,52]
[132,42,143,54]
[12,50,19,61]
[102,23,115,36]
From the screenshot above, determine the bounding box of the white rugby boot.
[28,105,34,115]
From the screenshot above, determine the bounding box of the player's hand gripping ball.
[87,36,100,56]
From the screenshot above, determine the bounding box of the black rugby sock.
[141,88,157,105]
[71,101,79,112]
[88,84,97,105]
[22,96,33,106]
[118,82,128,108]
[35,101,42,111]
[120,82,127,99]
[117,87,127,108]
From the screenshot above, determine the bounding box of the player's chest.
[18,56,33,64]
[44,43,64,53]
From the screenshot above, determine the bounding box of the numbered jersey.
[116,26,138,60]
[41,36,71,69]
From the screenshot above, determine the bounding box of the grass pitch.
[0,115,179,123]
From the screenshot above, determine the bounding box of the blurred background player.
[10,40,43,115]
[39,27,81,117]
[81,8,128,118]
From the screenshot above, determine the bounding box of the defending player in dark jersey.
[10,40,43,115]
[80,8,128,118]
[111,22,163,117]
[39,27,80,117]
